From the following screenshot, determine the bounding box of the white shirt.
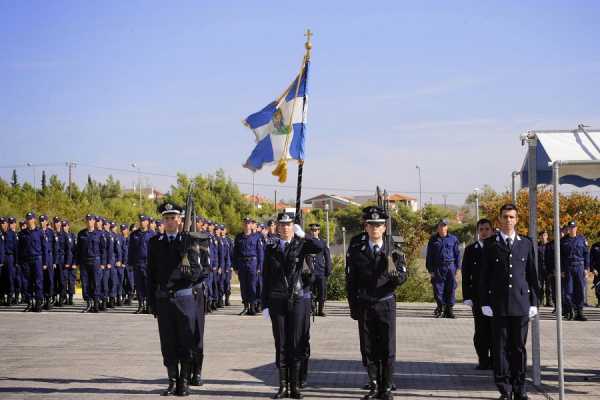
[499,231,516,243]
[368,239,384,253]
[477,240,484,248]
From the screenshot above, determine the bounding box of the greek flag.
[243,60,309,183]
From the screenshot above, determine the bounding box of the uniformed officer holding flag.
[148,202,210,397]
[479,203,540,400]
[261,212,324,400]
[346,206,407,400]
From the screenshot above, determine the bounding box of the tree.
[11,169,18,188]
[41,170,47,191]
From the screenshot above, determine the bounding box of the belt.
[156,283,204,299]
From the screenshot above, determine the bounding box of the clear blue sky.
[2,1,599,204]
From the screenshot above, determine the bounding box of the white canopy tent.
[519,127,600,400]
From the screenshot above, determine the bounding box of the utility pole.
[67,161,76,199]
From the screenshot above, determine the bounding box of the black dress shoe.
[498,394,511,400]
[514,393,528,400]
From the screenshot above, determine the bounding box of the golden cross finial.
[304,29,313,57]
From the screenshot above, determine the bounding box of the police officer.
[222,225,234,306]
[479,203,540,400]
[1,217,19,306]
[129,214,154,314]
[538,230,552,307]
[233,217,263,316]
[121,224,134,305]
[148,202,210,397]
[462,218,494,370]
[306,223,331,317]
[62,220,77,305]
[426,219,460,318]
[17,220,28,303]
[560,221,590,321]
[52,217,66,306]
[0,217,5,304]
[18,212,48,312]
[544,226,567,313]
[39,215,55,310]
[590,238,600,307]
[262,212,323,399]
[75,214,102,313]
[108,222,123,308]
[346,206,406,400]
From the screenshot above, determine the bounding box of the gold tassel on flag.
[272,158,288,183]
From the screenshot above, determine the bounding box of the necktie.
[506,237,512,250]
[168,235,175,243]
[373,245,380,255]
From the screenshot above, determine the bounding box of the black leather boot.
[116,296,122,306]
[82,300,92,313]
[68,294,74,305]
[299,359,308,388]
[124,294,132,305]
[434,304,443,318]
[574,309,588,321]
[378,361,394,400]
[91,299,99,313]
[289,362,303,399]
[23,299,33,312]
[239,302,248,315]
[247,303,256,316]
[444,305,456,319]
[189,354,204,386]
[107,297,115,308]
[318,302,326,317]
[273,367,288,399]
[362,363,378,399]
[225,294,230,306]
[177,362,190,396]
[161,365,178,396]
[34,299,43,312]
[135,299,144,314]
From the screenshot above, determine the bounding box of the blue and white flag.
[243,60,309,182]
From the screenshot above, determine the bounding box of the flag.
[243,59,309,183]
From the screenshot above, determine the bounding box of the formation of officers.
[0,211,336,317]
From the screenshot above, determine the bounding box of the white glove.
[529,306,538,318]
[262,308,270,320]
[293,224,305,238]
[481,306,493,317]
[463,299,473,308]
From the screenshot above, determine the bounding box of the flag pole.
[294,29,312,225]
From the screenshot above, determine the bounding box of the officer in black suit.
[148,202,209,397]
[479,203,540,400]
[306,223,332,316]
[462,218,494,370]
[261,212,324,400]
[346,206,407,400]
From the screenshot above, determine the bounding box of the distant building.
[124,186,165,200]
[303,194,361,211]
[349,193,419,212]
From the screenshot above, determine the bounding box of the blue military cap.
[52,216,61,223]
[362,206,387,223]
[158,202,182,216]
[149,217,155,223]
[120,223,128,231]
[109,221,116,228]
[309,223,321,229]
[7,217,16,224]
[277,212,294,223]
[62,219,69,225]
[266,219,275,227]
[97,217,105,224]
[437,218,449,226]
[19,220,26,227]
[567,221,577,228]
[39,214,48,222]
[25,211,36,220]
[155,220,162,227]
[259,223,266,229]
[207,220,214,226]
[219,224,226,230]
[0,217,5,224]
[85,214,96,221]
[139,214,150,222]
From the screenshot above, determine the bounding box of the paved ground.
[0,301,598,400]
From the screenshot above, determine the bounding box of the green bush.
[326,255,347,300]
[395,258,435,302]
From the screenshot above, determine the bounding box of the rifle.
[178,183,210,279]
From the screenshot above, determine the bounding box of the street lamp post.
[416,165,422,210]
[342,226,346,267]
[131,163,142,207]
[474,188,480,239]
[511,171,520,204]
[324,203,330,247]
[27,162,37,202]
